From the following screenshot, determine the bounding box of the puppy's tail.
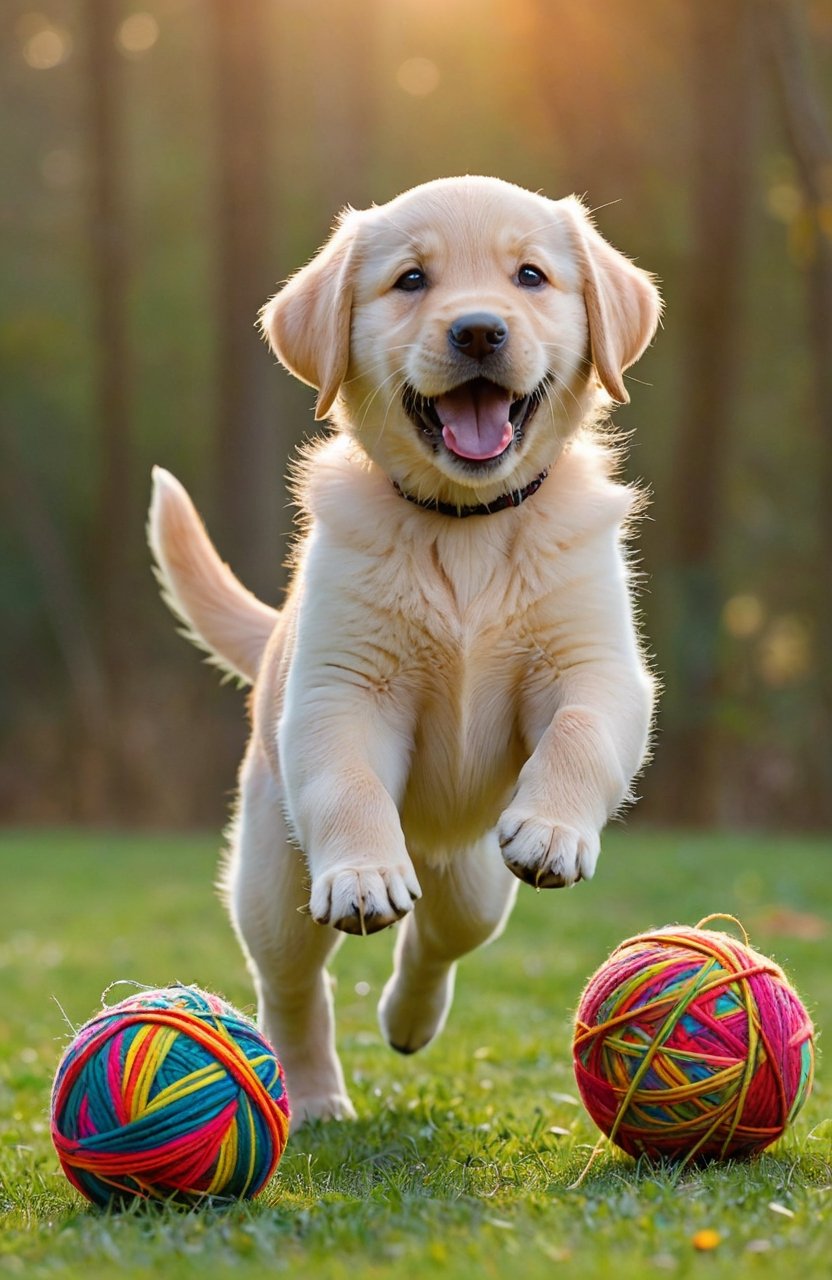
[148,466,279,685]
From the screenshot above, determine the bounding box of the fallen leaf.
[539,1243,571,1263]
[691,1229,721,1251]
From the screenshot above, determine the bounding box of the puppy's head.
[262,177,660,507]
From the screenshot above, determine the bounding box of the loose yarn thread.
[573,917,814,1165]
[51,984,290,1206]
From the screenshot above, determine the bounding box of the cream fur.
[149,175,660,1124]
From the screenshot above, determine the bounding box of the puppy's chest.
[403,539,545,686]
[393,538,559,850]
[405,617,529,805]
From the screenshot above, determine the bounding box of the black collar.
[392,468,549,519]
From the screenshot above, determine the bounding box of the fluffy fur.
[148,175,661,1124]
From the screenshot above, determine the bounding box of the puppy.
[149,175,661,1124]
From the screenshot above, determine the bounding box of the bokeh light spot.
[766,182,802,224]
[117,12,160,57]
[757,615,812,687]
[21,19,72,70]
[397,57,440,97]
[722,593,764,639]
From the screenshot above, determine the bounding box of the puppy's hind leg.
[377,833,518,1055]
[225,742,355,1126]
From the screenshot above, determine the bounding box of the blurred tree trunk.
[662,0,755,824]
[87,0,132,700]
[524,0,635,201]
[0,431,110,820]
[758,0,832,824]
[213,0,278,598]
[86,0,134,817]
[311,0,381,215]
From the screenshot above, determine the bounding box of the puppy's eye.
[517,264,547,289]
[394,268,428,292]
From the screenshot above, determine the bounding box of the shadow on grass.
[281,1106,832,1203]
[43,1112,831,1227]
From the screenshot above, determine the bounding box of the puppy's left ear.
[260,210,360,420]
[565,198,662,404]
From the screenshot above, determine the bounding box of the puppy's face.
[263,177,660,506]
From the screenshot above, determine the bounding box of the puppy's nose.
[448,312,508,360]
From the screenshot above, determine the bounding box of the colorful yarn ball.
[573,920,814,1163]
[51,984,290,1206]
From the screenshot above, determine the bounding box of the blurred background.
[2,0,831,833]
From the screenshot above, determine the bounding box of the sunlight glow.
[757,615,812,687]
[117,12,160,57]
[766,182,802,224]
[396,57,440,97]
[19,13,72,70]
[722,594,764,639]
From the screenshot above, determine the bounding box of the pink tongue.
[435,382,514,460]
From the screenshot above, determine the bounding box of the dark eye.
[394,268,428,292]
[517,264,546,288]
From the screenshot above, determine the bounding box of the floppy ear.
[564,198,661,404]
[260,211,359,420]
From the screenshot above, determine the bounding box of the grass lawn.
[0,827,830,1279]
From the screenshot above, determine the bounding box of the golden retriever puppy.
[149,175,661,1124]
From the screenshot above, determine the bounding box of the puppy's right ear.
[260,211,360,421]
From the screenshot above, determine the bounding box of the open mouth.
[403,377,545,467]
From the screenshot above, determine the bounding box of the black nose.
[448,312,508,360]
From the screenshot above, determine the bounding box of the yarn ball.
[573,920,814,1163]
[51,984,290,1206]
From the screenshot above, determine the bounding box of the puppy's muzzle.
[448,312,508,361]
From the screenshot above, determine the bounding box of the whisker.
[339,342,420,390]
[587,197,623,218]
[543,377,575,426]
[364,374,410,462]
[363,372,408,429]
[354,365,407,431]
[373,375,408,453]
[557,374,584,416]
[506,212,571,239]
[542,381,560,425]
[539,339,594,366]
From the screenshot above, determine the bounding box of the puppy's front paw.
[310,863,421,935]
[497,810,599,887]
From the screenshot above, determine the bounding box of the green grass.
[1,828,830,1279]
